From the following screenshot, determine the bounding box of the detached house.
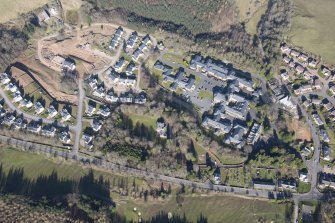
[92,118,103,132]
[48,105,58,118]
[20,99,33,109]
[59,131,71,144]
[41,124,57,137]
[13,91,23,103]
[34,102,45,114]
[105,91,119,103]
[0,73,10,85]
[156,120,167,138]
[27,121,42,134]
[60,108,71,122]
[86,104,96,116]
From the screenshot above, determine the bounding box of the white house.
[48,105,58,118]
[60,108,71,122]
[34,102,45,114]
[0,73,11,85]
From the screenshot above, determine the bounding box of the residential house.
[154,61,165,71]
[163,68,195,92]
[20,99,33,109]
[303,70,312,80]
[59,131,71,144]
[202,116,232,135]
[320,129,330,143]
[0,109,5,118]
[302,99,311,108]
[93,85,105,98]
[225,124,247,149]
[322,67,332,77]
[13,91,23,103]
[88,76,98,91]
[34,102,45,114]
[132,49,144,61]
[119,93,134,103]
[280,44,291,53]
[223,94,249,120]
[92,118,103,132]
[47,105,58,118]
[322,146,331,161]
[280,71,290,81]
[283,56,291,64]
[312,113,323,126]
[41,125,57,137]
[13,117,27,129]
[279,96,296,111]
[6,83,18,93]
[246,123,263,145]
[278,179,297,191]
[142,35,151,46]
[126,63,136,75]
[313,79,322,90]
[86,104,96,116]
[126,32,138,48]
[299,171,309,183]
[323,101,333,111]
[308,59,318,68]
[330,86,335,95]
[98,105,111,117]
[156,120,167,138]
[60,108,71,122]
[319,173,335,190]
[82,133,93,145]
[4,113,15,126]
[213,92,226,104]
[27,121,42,134]
[290,49,300,57]
[0,73,10,85]
[37,9,50,23]
[114,58,126,72]
[295,64,305,74]
[62,59,76,71]
[105,91,119,103]
[134,94,147,104]
[301,147,312,157]
[289,61,296,69]
[213,167,221,185]
[299,53,309,62]
[109,26,123,49]
[311,97,322,106]
[237,78,254,92]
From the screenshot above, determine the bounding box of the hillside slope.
[289,0,335,64]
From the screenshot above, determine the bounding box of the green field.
[0,146,290,222]
[198,90,213,100]
[289,0,335,64]
[116,193,289,223]
[0,0,49,23]
[126,112,159,129]
[162,53,186,66]
[0,146,142,186]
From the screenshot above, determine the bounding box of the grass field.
[0,146,145,186]
[289,0,335,64]
[245,5,267,35]
[198,90,213,100]
[220,153,246,165]
[116,193,289,223]
[126,112,159,129]
[162,53,186,66]
[0,0,49,23]
[0,146,290,222]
